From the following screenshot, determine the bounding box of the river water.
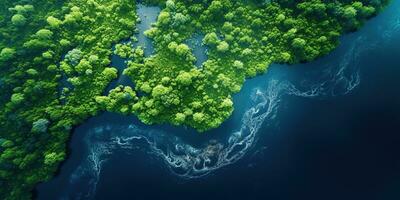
[36,1,400,200]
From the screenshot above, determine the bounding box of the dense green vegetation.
[0,0,390,199]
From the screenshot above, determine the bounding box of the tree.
[158,11,171,25]
[217,41,229,52]
[64,6,83,24]
[35,29,53,40]
[26,68,38,76]
[176,71,192,86]
[11,14,26,26]
[44,152,64,166]
[75,59,92,74]
[168,41,178,51]
[10,93,24,104]
[233,60,243,69]
[140,82,152,93]
[208,0,223,14]
[31,119,50,133]
[166,0,176,10]
[173,13,188,26]
[23,39,49,49]
[65,49,82,66]
[47,16,62,28]
[1,140,14,148]
[0,48,16,62]
[292,38,306,49]
[175,44,190,56]
[161,77,171,85]
[344,6,357,19]
[42,51,53,59]
[175,113,186,123]
[193,112,205,123]
[276,13,285,22]
[221,98,233,108]
[203,32,219,45]
[359,5,375,18]
[222,22,234,32]
[152,85,169,98]
[101,67,118,79]
[280,52,291,62]
[9,4,34,14]
[60,39,71,47]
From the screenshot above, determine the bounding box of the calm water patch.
[186,33,208,68]
[105,4,160,93]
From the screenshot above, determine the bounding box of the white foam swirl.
[67,42,359,199]
[59,8,400,198]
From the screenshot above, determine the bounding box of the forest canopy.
[0,0,390,199]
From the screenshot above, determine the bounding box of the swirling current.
[36,1,400,199]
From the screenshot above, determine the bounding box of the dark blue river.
[36,1,400,200]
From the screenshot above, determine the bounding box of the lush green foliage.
[106,0,389,131]
[0,0,137,199]
[0,0,389,199]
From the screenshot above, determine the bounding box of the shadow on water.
[36,1,400,199]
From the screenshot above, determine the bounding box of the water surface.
[36,1,400,200]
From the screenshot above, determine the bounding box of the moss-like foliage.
[0,0,390,199]
[104,0,389,131]
[0,0,137,199]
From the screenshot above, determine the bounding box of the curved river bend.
[37,1,400,200]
